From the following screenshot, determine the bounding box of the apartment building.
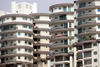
[0,1,50,67]
[49,3,74,67]
[73,0,100,67]
[30,13,50,67]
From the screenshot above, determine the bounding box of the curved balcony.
[33,28,50,31]
[78,11,95,17]
[50,20,74,26]
[76,0,98,4]
[0,53,34,59]
[0,37,34,43]
[0,61,34,66]
[34,51,50,54]
[0,14,34,20]
[50,43,72,50]
[51,34,74,42]
[49,3,73,11]
[34,36,50,39]
[0,22,33,28]
[50,12,74,18]
[33,20,50,24]
[0,30,33,35]
[77,14,100,20]
[0,45,34,51]
[78,28,96,36]
[33,42,50,47]
[51,27,74,33]
[51,51,74,58]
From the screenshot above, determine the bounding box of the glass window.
[35,16,39,19]
[25,57,27,60]
[82,11,85,14]
[18,32,20,35]
[18,56,20,59]
[28,50,32,53]
[93,43,97,46]
[22,17,27,20]
[28,34,31,37]
[25,49,27,52]
[98,17,100,20]
[94,51,97,55]
[12,17,16,20]
[25,33,27,36]
[22,65,25,67]
[18,48,20,51]
[28,42,32,45]
[98,9,100,12]
[22,25,27,28]
[29,26,32,29]
[2,18,5,22]
[98,26,100,29]
[18,40,20,43]
[28,57,32,61]
[59,7,61,10]
[94,59,97,62]
[68,6,71,12]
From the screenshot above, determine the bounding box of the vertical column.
[32,3,37,13]
[74,47,77,67]
[11,1,16,13]
[70,56,73,67]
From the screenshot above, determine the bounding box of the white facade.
[11,1,37,14]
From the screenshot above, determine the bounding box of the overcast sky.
[0,0,73,13]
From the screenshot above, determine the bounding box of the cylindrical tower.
[30,13,50,67]
[49,3,74,67]
[0,14,34,67]
[74,0,100,67]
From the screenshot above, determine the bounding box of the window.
[98,17,100,20]
[28,57,32,61]
[18,32,20,35]
[25,33,27,36]
[22,65,25,67]
[60,15,66,20]
[98,9,100,12]
[94,51,97,55]
[69,23,71,27]
[69,31,71,36]
[2,18,5,22]
[68,6,71,12]
[18,40,20,43]
[18,48,20,51]
[12,17,16,20]
[25,57,27,60]
[98,26,100,29]
[29,26,32,29]
[59,7,61,10]
[35,16,39,19]
[28,50,32,53]
[18,56,20,59]
[22,25,27,28]
[25,49,27,52]
[22,17,27,20]
[93,43,97,46]
[94,59,97,62]
[82,11,85,14]
[28,42,32,45]
[28,34,31,37]
[25,41,27,44]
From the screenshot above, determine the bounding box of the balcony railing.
[2,27,17,31]
[51,43,68,46]
[78,37,95,42]
[1,43,17,47]
[1,51,17,55]
[78,12,95,17]
[78,20,95,25]
[6,59,16,62]
[51,34,68,38]
[51,50,68,55]
[79,3,95,8]
[51,26,67,30]
[1,35,17,39]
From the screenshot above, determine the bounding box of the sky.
[0,0,73,13]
